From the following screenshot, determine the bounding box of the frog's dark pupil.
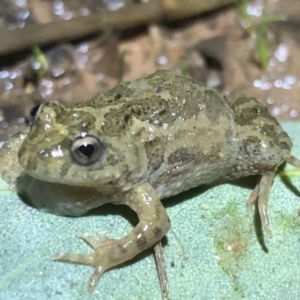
[78,144,95,157]
[30,105,40,117]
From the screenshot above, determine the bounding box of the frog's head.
[231,95,292,170]
[18,101,148,191]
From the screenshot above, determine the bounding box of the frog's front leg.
[52,182,171,292]
[0,128,29,188]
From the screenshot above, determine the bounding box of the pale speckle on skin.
[0,70,300,292]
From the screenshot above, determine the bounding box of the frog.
[1,70,300,292]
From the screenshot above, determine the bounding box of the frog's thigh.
[53,182,170,292]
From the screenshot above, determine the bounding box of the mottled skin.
[1,70,300,292]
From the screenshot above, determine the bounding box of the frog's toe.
[52,251,105,292]
[88,267,104,293]
[52,235,120,291]
[77,231,111,249]
[52,252,96,266]
[77,232,103,249]
[96,231,110,241]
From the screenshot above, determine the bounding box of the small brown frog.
[1,70,299,292]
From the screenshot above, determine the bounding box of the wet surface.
[0,0,300,140]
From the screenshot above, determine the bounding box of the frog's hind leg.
[247,169,276,238]
[257,170,277,238]
[247,182,260,212]
[284,154,300,169]
[248,154,300,238]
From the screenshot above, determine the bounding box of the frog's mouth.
[21,163,123,190]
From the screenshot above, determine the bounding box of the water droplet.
[32,61,42,70]
[62,77,71,85]
[262,82,272,90]
[290,109,298,118]
[0,71,9,79]
[40,79,54,97]
[78,43,89,53]
[54,0,64,9]
[80,8,90,16]
[18,10,30,20]
[157,56,168,65]
[42,79,53,88]
[246,4,263,17]
[240,20,250,29]
[275,44,289,62]
[53,0,64,15]
[16,21,25,28]
[274,79,282,88]
[15,0,26,7]
[269,58,276,66]
[63,11,73,20]
[52,67,65,77]
[5,82,13,90]
[18,117,26,124]
[106,0,125,11]
[253,78,272,90]
[272,107,281,116]
[9,71,17,79]
[284,75,295,86]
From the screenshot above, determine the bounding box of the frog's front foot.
[52,183,170,292]
[52,233,122,292]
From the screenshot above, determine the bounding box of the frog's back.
[76,71,237,198]
[141,72,238,197]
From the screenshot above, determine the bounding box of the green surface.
[0,122,300,300]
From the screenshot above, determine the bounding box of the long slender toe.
[88,266,105,293]
[77,233,101,250]
[52,252,95,265]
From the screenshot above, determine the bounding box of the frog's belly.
[154,157,233,199]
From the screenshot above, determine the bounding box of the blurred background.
[0,0,299,140]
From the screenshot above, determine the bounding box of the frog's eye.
[70,135,104,166]
[30,105,40,117]
[28,104,41,125]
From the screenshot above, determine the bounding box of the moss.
[274,211,300,234]
[210,201,255,298]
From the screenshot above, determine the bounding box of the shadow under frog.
[17,172,171,266]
